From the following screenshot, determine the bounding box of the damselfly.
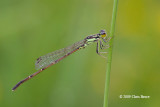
[12,30,111,91]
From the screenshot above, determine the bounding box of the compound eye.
[100,30,106,38]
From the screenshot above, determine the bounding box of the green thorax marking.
[84,37,98,47]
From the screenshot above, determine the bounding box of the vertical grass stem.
[103,0,118,107]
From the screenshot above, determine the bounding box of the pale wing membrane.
[35,39,86,70]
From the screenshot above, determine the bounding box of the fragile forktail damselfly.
[12,30,111,91]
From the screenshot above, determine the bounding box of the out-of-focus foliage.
[0,0,159,107]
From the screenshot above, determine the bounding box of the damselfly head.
[100,30,107,38]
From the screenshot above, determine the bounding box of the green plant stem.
[103,0,118,107]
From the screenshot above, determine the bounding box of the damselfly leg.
[96,37,111,58]
[100,40,110,49]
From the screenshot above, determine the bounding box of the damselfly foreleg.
[100,40,110,50]
[102,37,111,43]
[96,41,107,58]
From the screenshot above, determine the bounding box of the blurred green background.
[0,0,160,107]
